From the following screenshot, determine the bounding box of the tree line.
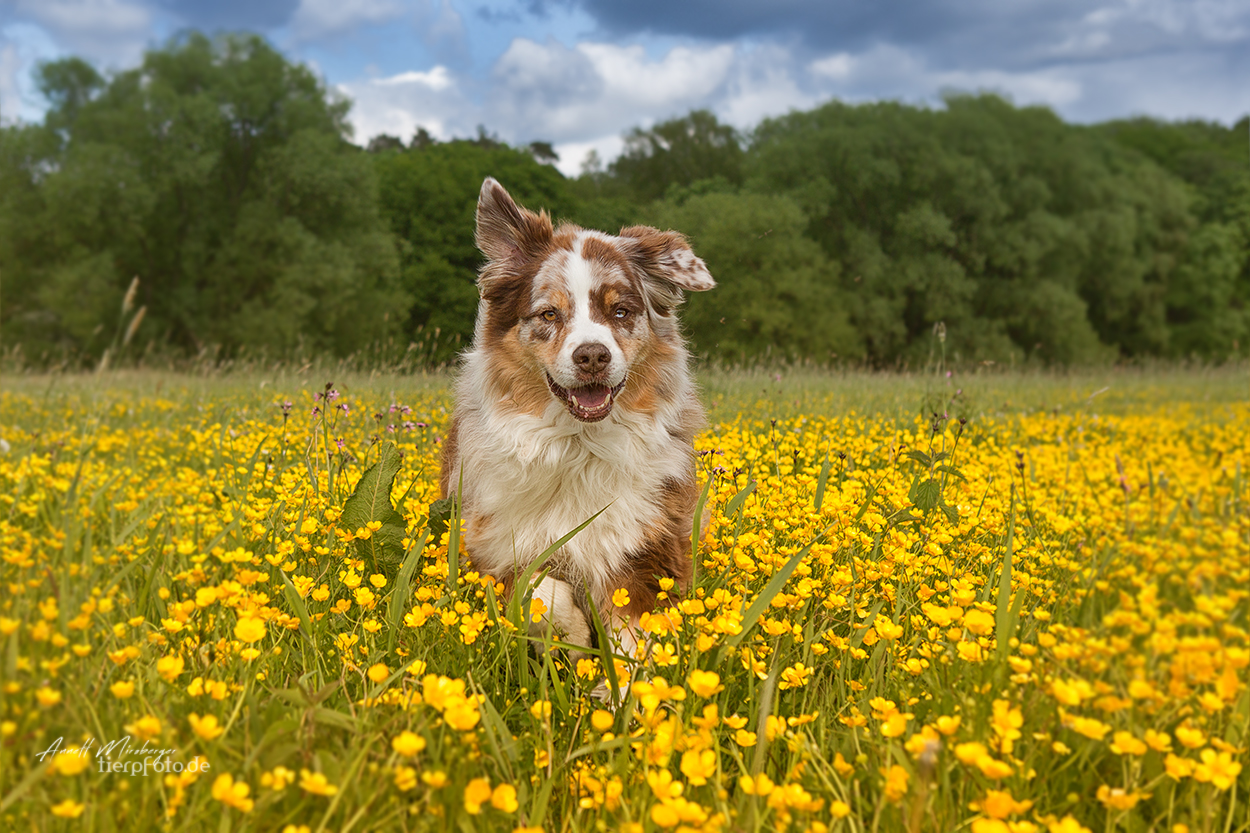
[2,33,1247,367]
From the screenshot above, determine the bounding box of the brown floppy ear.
[619,226,715,315]
[475,178,553,273]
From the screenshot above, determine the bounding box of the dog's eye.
[541,309,558,322]
[614,308,630,320]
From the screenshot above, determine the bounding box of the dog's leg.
[589,610,646,703]
[529,575,592,650]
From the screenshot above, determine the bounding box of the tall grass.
[0,366,1245,832]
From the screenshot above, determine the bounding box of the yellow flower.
[679,748,717,785]
[1109,731,1147,756]
[734,729,758,747]
[1095,785,1146,811]
[125,715,162,741]
[955,742,988,765]
[874,617,904,640]
[963,609,995,636]
[1143,729,1172,752]
[394,765,417,791]
[367,663,389,684]
[391,731,426,757]
[464,777,492,814]
[261,766,296,790]
[1165,753,1196,780]
[1065,715,1111,741]
[529,700,552,721]
[650,642,678,666]
[211,774,255,812]
[189,713,225,741]
[611,588,630,607]
[880,711,910,738]
[882,765,909,802]
[156,654,185,682]
[591,709,614,732]
[738,773,774,795]
[110,680,135,699]
[49,747,92,776]
[778,662,813,689]
[35,687,62,708]
[1193,749,1242,790]
[491,783,519,812]
[957,640,985,662]
[299,769,338,796]
[1047,815,1092,833]
[687,670,722,698]
[979,789,1033,819]
[976,757,1014,780]
[444,698,481,731]
[50,799,85,818]
[233,616,266,644]
[1175,725,1205,749]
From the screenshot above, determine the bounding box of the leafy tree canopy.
[1,32,407,361]
[3,37,1246,367]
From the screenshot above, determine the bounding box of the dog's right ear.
[475,178,553,271]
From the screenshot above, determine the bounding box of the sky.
[1,0,1247,176]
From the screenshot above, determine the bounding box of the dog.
[439,177,715,663]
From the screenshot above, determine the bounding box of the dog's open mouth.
[546,375,627,422]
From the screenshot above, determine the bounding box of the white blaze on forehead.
[553,232,626,387]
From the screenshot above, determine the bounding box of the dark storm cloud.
[530,0,1250,71]
[155,0,301,31]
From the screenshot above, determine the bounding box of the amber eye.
[613,308,630,320]
[541,309,558,322]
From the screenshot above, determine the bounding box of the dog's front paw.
[529,576,592,651]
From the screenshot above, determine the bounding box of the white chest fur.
[452,362,690,601]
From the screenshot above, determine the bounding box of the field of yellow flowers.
[0,368,1246,832]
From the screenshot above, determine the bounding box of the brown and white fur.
[439,178,715,661]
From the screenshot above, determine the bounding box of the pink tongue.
[572,385,610,409]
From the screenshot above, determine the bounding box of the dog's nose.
[572,342,611,374]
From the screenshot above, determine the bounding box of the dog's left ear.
[620,227,715,314]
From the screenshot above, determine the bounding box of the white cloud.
[805,43,1083,111]
[372,66,454,90]
[0,23,64,123]
[810,52,853,81]
[552,135,624,178]
[414,0,468,62]
[0,40,21,124]
[934,68,1083,109]
[13,0,150,65]
[488,39,736,140]
[338,65,469,144]
[291,0,405,41]
[717,42,817,128]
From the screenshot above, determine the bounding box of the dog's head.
[473,177,715,423]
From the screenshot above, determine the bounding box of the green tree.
[651,185,858,362]
[610,110,744,202]
[1101,117,1250,356]
[1,32,407,361]
[371,140,574,361]
[747,94,1197,363]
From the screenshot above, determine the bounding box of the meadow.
[0,364,1246,832]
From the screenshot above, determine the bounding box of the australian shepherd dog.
[439,178,715,662]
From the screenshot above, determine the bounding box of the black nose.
[572,342,611,374]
